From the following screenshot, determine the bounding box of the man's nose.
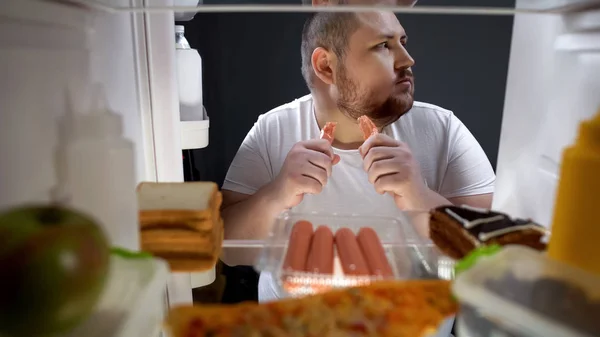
[394,45,415,69]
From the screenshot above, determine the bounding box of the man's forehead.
[353,12,405,39]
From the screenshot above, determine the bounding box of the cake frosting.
[443,206,549,242]
[429,205,550,260]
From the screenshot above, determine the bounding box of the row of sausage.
[282,220,394,277]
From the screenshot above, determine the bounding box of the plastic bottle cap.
[175,25,190,49]
[590,109,600,125]
[572,109,600,149]
[65,83,124,141]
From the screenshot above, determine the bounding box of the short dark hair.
[300,13,360,89]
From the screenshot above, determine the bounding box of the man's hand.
[270,139,341,209]
[359,133,430,210]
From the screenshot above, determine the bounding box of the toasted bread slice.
[141,230,215,256]
[141,218,224,272]
[167,224,224,272]
[137,182,222,232]
[137,181,224,273]
[139,214,215,233]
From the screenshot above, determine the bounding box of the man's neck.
[312,92,365,150]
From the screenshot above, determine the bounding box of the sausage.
[282,220,314,272]
[305,226,335,274]
[334,227,370,276]
[357,227,394,278]
[320,122,337,144]
[357,116,378,140]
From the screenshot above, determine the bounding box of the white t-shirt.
[222,94,495,302]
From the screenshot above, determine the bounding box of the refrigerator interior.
[1,0,600,336]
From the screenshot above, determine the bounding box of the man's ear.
[311,47,336,85]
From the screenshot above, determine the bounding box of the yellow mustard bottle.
[548,109,600,276]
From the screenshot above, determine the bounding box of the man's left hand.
[359,133,431,210]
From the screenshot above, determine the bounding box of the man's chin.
[382,95,414,119]
[394,92,414,113]
[368,95,414,127]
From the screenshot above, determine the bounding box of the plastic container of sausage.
[255,210,454,298]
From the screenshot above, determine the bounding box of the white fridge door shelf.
[64,255,169,337]
[181,120,209,150]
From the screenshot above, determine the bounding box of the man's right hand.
[268,139,340,209]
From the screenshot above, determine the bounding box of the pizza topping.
[167,280,457,337]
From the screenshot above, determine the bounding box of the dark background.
[181,0,514,185]
[180,0,515,305]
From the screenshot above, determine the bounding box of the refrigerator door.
[0,1,90,209]
[0,1,171,336]
[143,0,215,305]
[0,0,159,210]
[493,6,600,226]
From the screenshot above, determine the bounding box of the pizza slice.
[165,280,457,337]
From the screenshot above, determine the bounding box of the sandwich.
[137,182,223,272]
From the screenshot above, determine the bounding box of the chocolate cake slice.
[429,205,549,260]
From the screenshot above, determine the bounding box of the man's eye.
[376,42,390,49]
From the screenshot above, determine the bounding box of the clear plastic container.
[453,245,600,337]
[255,210,454,298]
[63,254,169,337]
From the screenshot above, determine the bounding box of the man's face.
[334,12,415,128]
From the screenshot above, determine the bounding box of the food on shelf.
[357,227,394,278]
[282,220,314,272]
[281,223,390,277]
[358,115,378,139]
[262,213,452,297]
[0,205,110,337]
[335,227,371,276]
[138,181,222,231]
[319,121,337,143]
[305,225,335,274]
[140,222,222,271]
[453,246,600,337]
[429,205,548,260]
[280,223,394,294]
[548,111,600,276]
[166,280,457,337]
[137,182,223,272]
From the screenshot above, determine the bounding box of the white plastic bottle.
[175,25,210,150]
[175,25,203,122]
[55,84,139,251]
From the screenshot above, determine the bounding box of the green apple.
[0,205,110,337]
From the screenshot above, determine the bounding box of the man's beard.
[335,67,414,128]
